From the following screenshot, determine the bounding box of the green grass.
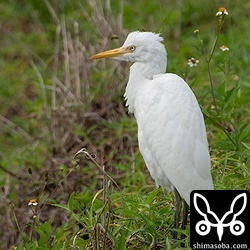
[0,0,249,249]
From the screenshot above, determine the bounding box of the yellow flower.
[194,29,199,34]
[28,199,38,206]
[216,7,228,16]
[220,45,229,51]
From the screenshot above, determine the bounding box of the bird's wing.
[135,73,213,205]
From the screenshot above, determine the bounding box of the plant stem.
[11,203,22,234]
[207,61,219,114]
[206,22,223,115]
[208,24,222,63]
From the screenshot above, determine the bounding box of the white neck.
[124,57,167,114]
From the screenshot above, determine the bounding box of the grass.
[0,0,249,249]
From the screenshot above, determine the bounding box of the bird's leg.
[180,199,189,243]
[172,188,182,239]
[181,200,189,230]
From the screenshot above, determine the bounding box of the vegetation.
[0,0,249,249]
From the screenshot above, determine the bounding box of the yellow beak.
[90,47,128,60]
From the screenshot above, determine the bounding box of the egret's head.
[90,31,167,64]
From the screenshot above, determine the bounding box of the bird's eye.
[129,46,136,51]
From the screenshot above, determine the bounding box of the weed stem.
[11,204,22,234]
[206,20,223,115]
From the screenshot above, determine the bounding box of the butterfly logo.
[193,193,247,241]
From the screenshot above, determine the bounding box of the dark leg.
[172,189,189,240]
[181,200,189,230]
[172,188,182,239]
[180,200,189,243]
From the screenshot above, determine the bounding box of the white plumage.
[91,31,213,206]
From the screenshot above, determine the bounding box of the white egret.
[90,31,213,237]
